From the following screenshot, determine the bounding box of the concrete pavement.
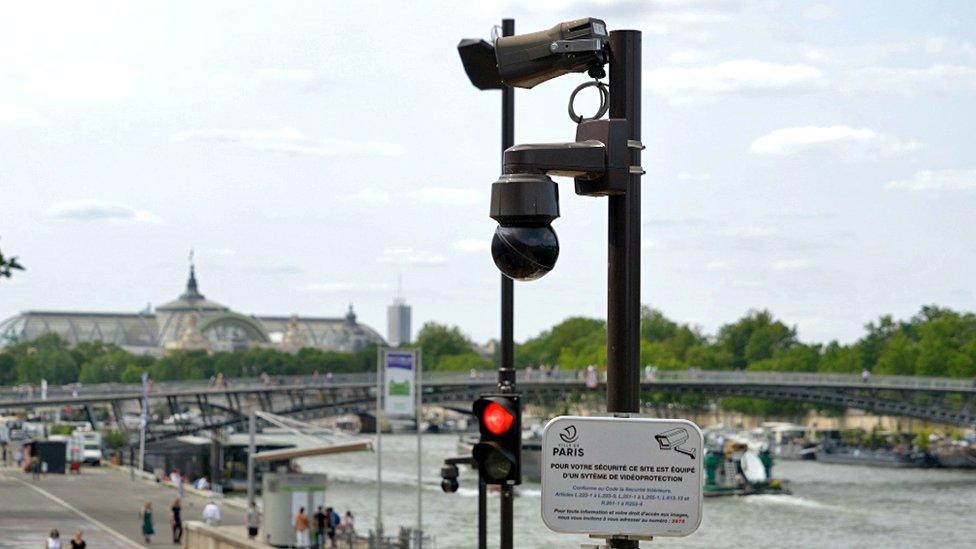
[0,466,246,547]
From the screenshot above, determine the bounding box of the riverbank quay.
[0,464,246,547]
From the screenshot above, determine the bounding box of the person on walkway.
[246,501,260,540]
[31,455,41,479]
[46,529,61,549]
[327,506,340,548]
[69,530,86,549]
[341,511,355,539]
[294,506,310,548]
[202,500,221,525]
[139,501,155,544]
[171,497,183,544]
[313,506,327,548]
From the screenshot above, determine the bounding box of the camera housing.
[488,119,630,281]
[495,18,609,88]
[440,463,460,493]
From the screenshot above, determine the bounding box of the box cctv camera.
[655,428,696,459]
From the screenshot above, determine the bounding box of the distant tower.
[387,277,412,347]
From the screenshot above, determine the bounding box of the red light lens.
[482,401,514,435]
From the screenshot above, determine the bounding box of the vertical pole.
[499,17,516,385]
[499,19,516,549]
[606,29,642,549]
[247,409,256,505]
[478,479,487,549]
[376,348,384,541]
[416,349,423,548]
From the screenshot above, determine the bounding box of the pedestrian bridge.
[1,370,974,438]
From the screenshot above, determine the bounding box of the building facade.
[0,265,384,355]
[386,295,411,347]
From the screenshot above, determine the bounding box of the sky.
[0,0,974,347]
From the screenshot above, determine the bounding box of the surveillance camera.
[489,174,560,281]
[440,463,460,493]
[495,17,609,89]
[486,120,631,281]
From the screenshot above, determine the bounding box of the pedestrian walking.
[46,529,61,549]
[202,500,221,526]
[171,497,183,544]
[246,501,260,540]
[294,506,310,548]
[31,455,41,479]
[139,501,155,543]
[313,506,327,548]
[341,510,355,538]
[69,530,86,549]
[327,506,340,548]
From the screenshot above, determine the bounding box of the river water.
[299,433,976,548]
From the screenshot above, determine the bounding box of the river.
[299,433,976,548]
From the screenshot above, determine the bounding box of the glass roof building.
[0,265,384,355]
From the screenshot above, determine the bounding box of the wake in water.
[743,494,840,511]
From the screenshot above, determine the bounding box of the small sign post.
[541,416,703,538]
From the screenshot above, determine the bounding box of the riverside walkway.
[0,465,246,547]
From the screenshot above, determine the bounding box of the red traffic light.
[482,401,515,435]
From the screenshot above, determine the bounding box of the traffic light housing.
[472,394,521,485]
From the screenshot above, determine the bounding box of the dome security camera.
[487,120,630,281]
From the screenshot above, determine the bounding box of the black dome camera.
[489,174,560,281]
[440,463,460,493]
[488,120,630,281]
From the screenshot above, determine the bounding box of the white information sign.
[383,350,416,417]
[541,416,703,537]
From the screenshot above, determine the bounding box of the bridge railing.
[1,367,974,404]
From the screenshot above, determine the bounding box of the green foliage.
[413,322,484,371]
[0,240,25,279]
[105,429,127,449]
[50,424,75,435]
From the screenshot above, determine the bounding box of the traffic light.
[472,394,521,485]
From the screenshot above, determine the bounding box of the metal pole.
[376,347,384,541]
[478,479,487,549]
[247,409,256,505]
[416,349,423,548]
[498,18,516,549]
[499,17,516,385]
[606,29,642,549]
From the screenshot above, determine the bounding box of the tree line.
[0,305,973,388]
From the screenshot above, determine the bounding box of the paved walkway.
[0,466,246,547]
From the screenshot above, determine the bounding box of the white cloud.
[802,4,840,20]
[173,127,405,157]
[346,189,391,203]
[251,68,318,83]
[705,260,734,271]
[646,60,825,104]
[0,104,43,125]
[749,125,920,160]
[665,50,707,65]
[23,63,138,100]
[453,239,489,253]
[771,258,814,272]
[886,169,976,191]
[840,64,976,96]
[677,172,711,182]
[304,282,389,293]
[47,199,161,223]
[380,247,445,265]
[411,187,482,206]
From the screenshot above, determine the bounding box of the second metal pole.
[606,29,643,549]
[498,17,516,549]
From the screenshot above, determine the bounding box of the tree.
[0,240,24,280]
[716,310,797,369]
[414,322,478,370]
